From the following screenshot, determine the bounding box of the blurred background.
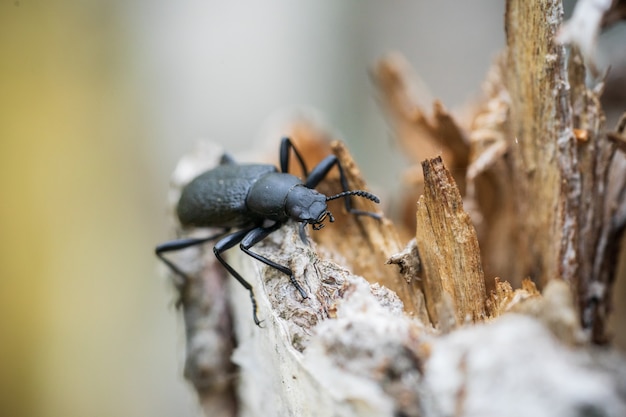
[0,1,622,417]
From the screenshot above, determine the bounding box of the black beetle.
[156,137,380,325]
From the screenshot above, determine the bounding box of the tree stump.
[159,1,626,415]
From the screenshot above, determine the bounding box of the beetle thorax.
[285,185,328,224]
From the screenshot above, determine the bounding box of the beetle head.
[285,186,331,227]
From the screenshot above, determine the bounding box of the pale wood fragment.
[414,156,487,326]
[488,278,584,346]
[373,54,470,234]
[487,278,541,318]
[504,0,573,289]
[373,55,468,175]
[422,314,626,417]
[465,56,518,286]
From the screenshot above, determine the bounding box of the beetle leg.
[155,231,229,285]
[240,224,309,300]
[219,152,237,165]
[298,222,310,245]
[306,155,382,220]
[279,137,309,178]
[213,228,263,326]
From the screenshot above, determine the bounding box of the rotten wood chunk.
[386,238,432,326]
[227,235,429,417]
[373,54,470,235]
[488,277,585,346]
[466,55,517,288]
[415,156,487,326]
[505,0,573,289]
[506,0,621,343]
[487,278,541,317]
[373,54,469,175]
[386,238,421,282]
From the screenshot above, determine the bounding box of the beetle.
[156,137,381,325]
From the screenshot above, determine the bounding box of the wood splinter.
[414,156,487,327]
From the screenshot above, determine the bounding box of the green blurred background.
[2,2,622,417]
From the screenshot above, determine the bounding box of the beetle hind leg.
[155,232,228,285]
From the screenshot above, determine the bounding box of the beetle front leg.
[213,228,263,326]
[240,224,309,300]
[306,154,381,220]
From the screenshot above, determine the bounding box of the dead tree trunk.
[505,0,620,344]
[160,1,626,416]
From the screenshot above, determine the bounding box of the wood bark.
[160,1,626,415]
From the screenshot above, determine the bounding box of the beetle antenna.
[326,190,380,204]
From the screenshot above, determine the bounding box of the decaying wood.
[464,57,518,287]
[506,0,574,283]
[415,157,487,326]
[373,52,516,288]
[373,54,469,234]
[505,0,619,343]
[160,0,626,415]
[372,53,469,177]
[226,221,425,417]
[373,0,626,344]
[487,278,541,318]
[164,135,626,417]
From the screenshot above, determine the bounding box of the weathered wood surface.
[415,156,487,326]
[373,0,626,344]
[159,1,626,415]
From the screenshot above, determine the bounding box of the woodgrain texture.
[506,0,619,342]
[159,1,626,415]
[415,157,487,326]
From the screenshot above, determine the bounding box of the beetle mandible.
[156,137,381,325]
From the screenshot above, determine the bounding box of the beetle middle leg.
[240,224,309,300]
